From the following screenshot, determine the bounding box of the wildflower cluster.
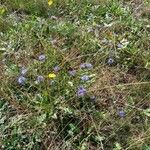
[17,58,95,99]
[77,63,93,97]
[17,67,28,85]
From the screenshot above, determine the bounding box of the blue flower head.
[36,75,44,83]
[38,54,46,61]
[85,63,93,69]
[20,67,28,76]
[81,75,89,81]
[18,76,26,85]
[68,70,76,76]
[80,63,93,69]
[54,65,60,72]
[77,86,87,97]
[107,58,114,65]
[118,110,125,117]
[80,63,86,69]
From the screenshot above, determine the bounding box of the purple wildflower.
[80,63,93,69]
[68,70,76,76]
[77,86,87,97]
[107,58,114,65]
[36,75,44,83]
[20,67,28,76]
[54,65,60,72]
[38,54,46,61]
[17,76,26,85]
[80,63,86,69]
[118,110,125,117]
[85,63,93,69]
[81,75,89,81]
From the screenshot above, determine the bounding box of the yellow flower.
[48,0,53,6]
[48,73,56,78]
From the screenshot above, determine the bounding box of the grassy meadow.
[0,0,150,149]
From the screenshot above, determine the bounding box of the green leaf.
[95,135,105,142]
[143,109,150,117]
[113,142,122,150]
[0,7,6,15]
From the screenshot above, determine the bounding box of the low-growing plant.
[0,0,150,150]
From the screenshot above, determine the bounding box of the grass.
[0,0,150,149]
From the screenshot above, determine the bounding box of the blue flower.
[17,76,26,85]
[36,75,44,83]
[107,58,114,65]
[77,86,87,97]
[85,63,93,69]
[54,65,60,72]
[81,75,89,81]
[38,54,46,61]
[80,63,86,69]
[80,63,93,69]
[68,70,76,76]
[118,110,125,117]
[20,67,28,76]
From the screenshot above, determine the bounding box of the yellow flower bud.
[48,73,56,78]
[48,0,53,6]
